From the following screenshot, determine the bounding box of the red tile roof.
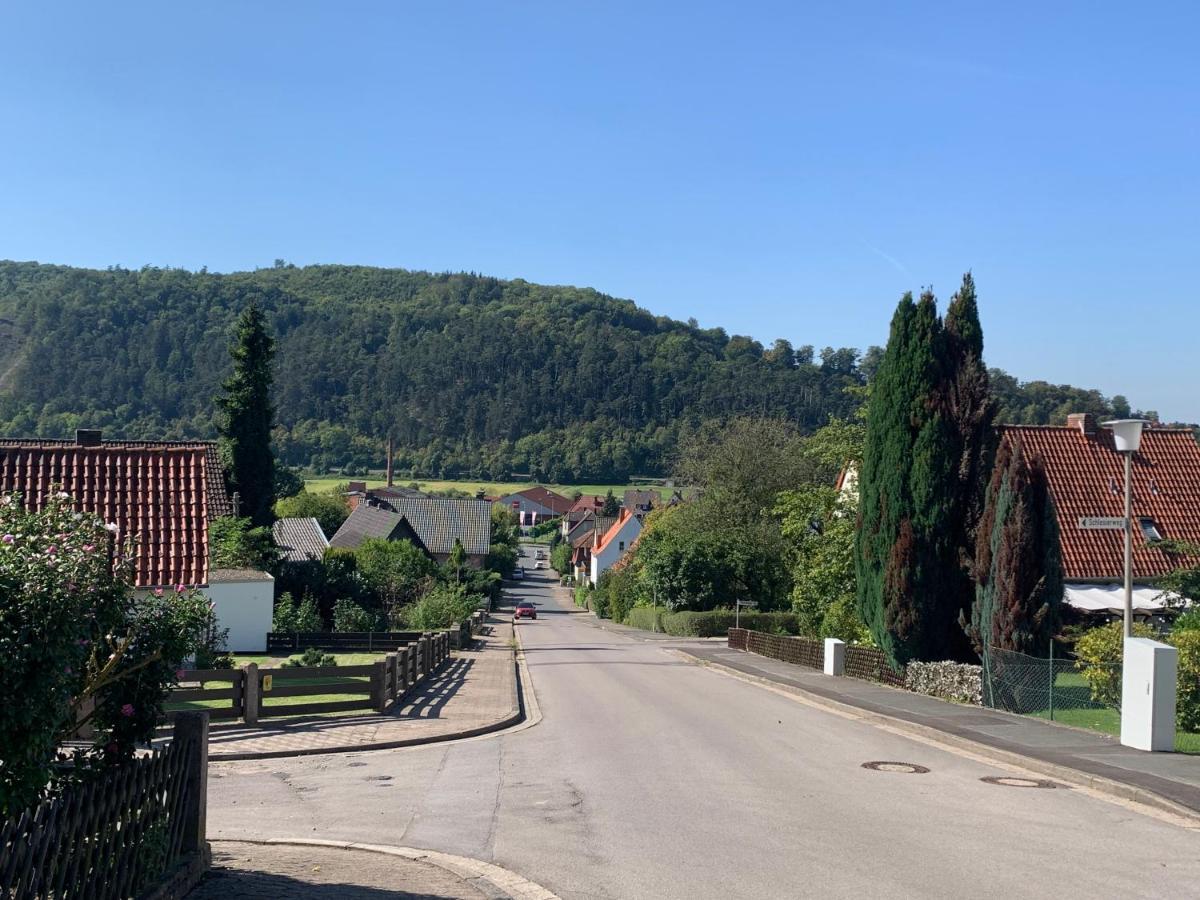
[0,438,232,588]
[568,495,605,514]
[1002,424,1200,581]
[513,486,573,515]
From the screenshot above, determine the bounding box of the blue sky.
[1,2,1197,420]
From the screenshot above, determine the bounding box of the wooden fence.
[266,631,424,653]
[728,628,906,687]
[0,712,209,900]
[169,632,453,725]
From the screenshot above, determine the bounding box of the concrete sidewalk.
[679,641,1200,819]
[206,617,519,760]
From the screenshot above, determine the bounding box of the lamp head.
[1101,419,1148,453]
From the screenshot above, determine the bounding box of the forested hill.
[0,260,1142,482]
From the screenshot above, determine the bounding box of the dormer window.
[1140,518,1163,542]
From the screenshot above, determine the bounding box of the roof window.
[1140,518,1163,542]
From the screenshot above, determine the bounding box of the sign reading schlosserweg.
[1078,517,1127,530]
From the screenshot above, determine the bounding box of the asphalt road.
[209,557,1200,899]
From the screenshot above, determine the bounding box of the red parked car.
[513,602,538,621]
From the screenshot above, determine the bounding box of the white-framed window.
[1140,518,1163,542]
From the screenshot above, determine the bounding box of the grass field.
[302,476,674,500]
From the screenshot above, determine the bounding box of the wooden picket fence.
[0,713,208,900]
[266,631,423,653]
[167,631,454,724]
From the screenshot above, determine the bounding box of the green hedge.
[624,607,666,632]
[660,610,801,638]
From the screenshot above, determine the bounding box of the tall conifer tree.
[856,292,957,667]
[940,272,997,657]
[217,303,276,527]
[967,437,1062,668]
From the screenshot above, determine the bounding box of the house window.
[1140,518,1163,542]
[619,541,625,552]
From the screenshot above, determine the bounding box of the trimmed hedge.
[660,610,801,638]
[904,661,982,705]
[624,607,666,632]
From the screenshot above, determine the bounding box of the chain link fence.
[982,645,1119,723]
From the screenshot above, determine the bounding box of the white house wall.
[204,578,274,652]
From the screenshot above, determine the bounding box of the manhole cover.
[980,776,1058,789]
[861,761,930,774]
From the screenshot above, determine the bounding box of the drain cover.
[861,761,930,774]
[980,776,1058,789]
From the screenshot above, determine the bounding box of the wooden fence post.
[243,663,259,726]
[388,652,399,702]
[175,711,209,854]
[372,659,388,713]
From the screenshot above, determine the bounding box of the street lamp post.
[1102,419,1147,638]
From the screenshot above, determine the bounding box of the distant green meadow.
[302,476,674,500]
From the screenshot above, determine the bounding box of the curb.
[211,838,560,900]
[676,649,1200,828]
[209,636,529,762]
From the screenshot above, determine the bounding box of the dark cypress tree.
[856,291,958,667]
[967,436,1063,668]
[216,304,276,527]
[940,272,997,657]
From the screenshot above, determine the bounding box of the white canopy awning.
[1064,583,1180,615]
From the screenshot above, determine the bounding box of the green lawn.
[302,476,675,500]
[1022,670,1200,754]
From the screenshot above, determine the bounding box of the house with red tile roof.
[496,486,573,526]
[561,494,605,537]
[589,508,642,586]
[0,429,274,650]
[1001,413,1200,619]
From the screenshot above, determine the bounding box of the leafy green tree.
[274,466,305,499]
[856,291,958,667]
[216,303,276,527]
[355,538,435,621]
[402,583,478,629]
[967,437,1062,665]
[777,485,867,641]
[332,598,378,632]
[274,489,350,538]
[209,515,280,570]
[272,592,325,632]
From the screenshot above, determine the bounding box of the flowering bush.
[0,493,210,815]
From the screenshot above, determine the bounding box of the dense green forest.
[0,260,1156,481]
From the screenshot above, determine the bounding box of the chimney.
[386,435,394,488]
[1066,413,1097,436]
[75,429,102,447]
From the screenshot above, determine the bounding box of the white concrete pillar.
[824,638,846,677]
[1120,637,1177,752]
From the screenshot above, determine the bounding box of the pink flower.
[175,584,185,593]
[1,534,13,544]
[120,703,135,718]
[153,588,163,597]
[82,544,95,552]
[46,544,57,554]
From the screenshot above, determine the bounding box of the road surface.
[209,558,1200,899]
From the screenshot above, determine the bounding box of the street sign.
[736,599,758,608]
[1078,517,1128,530]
